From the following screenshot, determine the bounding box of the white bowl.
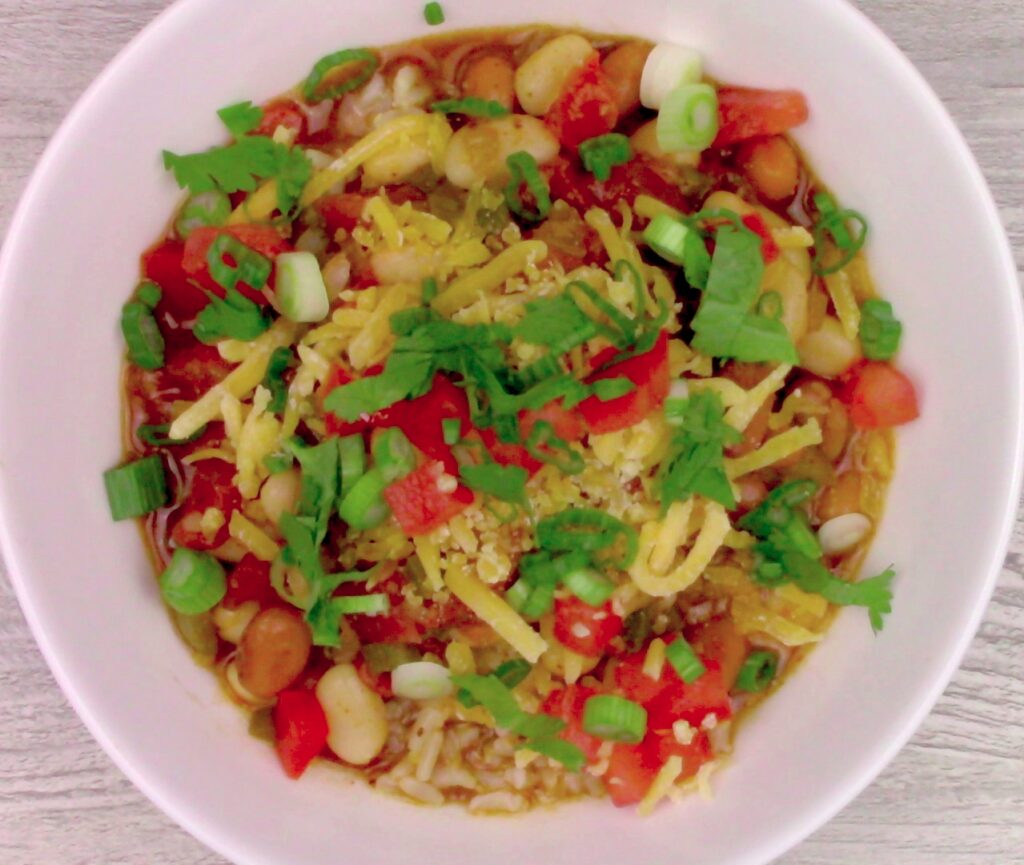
[0,1,1020,863]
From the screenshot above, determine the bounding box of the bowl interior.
[0,1,1019,864]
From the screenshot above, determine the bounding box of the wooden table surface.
[0,1,1021,863]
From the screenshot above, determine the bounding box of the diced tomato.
[169,459,242,550]
[182,225,292,304]
[714,88,810,148]
[653,728,714,778]
[383,461,475,536]
[224,554,279,610]
[316,193,369,236]
[158,342,235,401]
[613,651,674,706]
[838,361,920,429]
[273,690,329,779]
[540,685,605,763]
[354,653,394,698]
[545,56,619,149]
[604,740,659,807]
[576,331,671,434]
[686,617,749,691]
[143,240,209,322]
[646,659,733,730]
[480,399,585,475]
[255,99,308,140]
[741,213,780,264]
[377,374,472,475]
[547,154,691,218]
[553,597,623,657]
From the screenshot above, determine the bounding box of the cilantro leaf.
[459,463,529,506]
[193,288,271,344]
[512,293,598,355]
[217,100,264,137]
[289,438,342,545]
[262,346,294,414]
[658,391,742,509]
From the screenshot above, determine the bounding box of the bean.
[444,114,559,189]
[817,472,863,523]
[462,54,516,110]
[213,600,260,645]
[737,136,800,202]
[798,316,862,378]
[259,468,302,526]
[514,34,595,115]
[238,608,312,698]
[630,119,701,168]
[601,42,651,115]
[316,663,389,765]
[821,399,851,461]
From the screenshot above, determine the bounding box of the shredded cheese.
[431,240,547,315]
[649,499,693,574]
[642,638,667,680]
[413,535,444,592]
[638,756,683,816]
[444,565,547,663]
[723,364,793,432]
[228,512,280,562]
[725,419,822,478]
[444,641,476,676]
[633,194,682,222]
[824,267,861,341]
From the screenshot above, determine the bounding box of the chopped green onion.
[525,421,584,475]
[423,1,445,25]
[457,659,532,708]
[643,213,693,266]
[206,233,271,293]
[520,737,586,771]
[135,280,162,309]
[159,548,226,614]
[859,299,903,360]
[505,579,532,613]
[175,189,231,239]
[591,377,635,401]
[563,566,616,606]
[431,97,508,117]
[338,434,367,500]
[332,594,390,615]
[104,456,168,520]
[263,452,294,475]
[450,674,524,729]
[504,151,552,222]
[136,423,208,448]
[303,48,379,103]
[337,468,391,529]
[442,417,462,445]
[459,462,528,506]
[362,643,421,675]
[276,251,329,323]
[812,192,869,275]
[519,549,590,588]
[582,694,647,744]
[391,661,453,700]
[372,428,416,482]
[518,583,555,619]
[194,287,271,344]
[657,83,719,152]
[121,301,165,370]
[262,347,294,414]
[536,509,639,569]
[640,43,704,110]
[513,713,565,739]
[578,133,632,182]
[665,637,707,683]
[735,650,779,693]
[421,276,439,303]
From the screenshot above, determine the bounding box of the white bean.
[322,252,351,299]
[363,137,433,186]
[630,119,700,167]
[213,600,260,645]
[798,315,862,378]
[259,468,302,526]
[818,512,872,554]
[514,34,595,115]
[316,664,389,765]
[444,115,559,189]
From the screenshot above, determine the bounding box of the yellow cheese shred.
[444,565,548,663]
[444,641,476,676]
[638,756,683,816]
[629,500,731,597]
[431,240,547,315]
[228,512,280,562]
[824,267,861,341]
[413,535,444,592]
[168,319,298,441]
[725,419,822,478]
[723,364,793,432]
[642,638,667,680]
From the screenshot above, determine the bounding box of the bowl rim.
[0,1,1021,863]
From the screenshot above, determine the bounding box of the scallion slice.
[640,43,704,110]
[303,48,379,104]
[276,251,329,323]
[859,299,902,360]
[657,83,719,152]
[175,189,231,239]
[643,213,694,266]
[372,428,416,483]
[504,151,552,222]
[665,637,707,684]
[582,694,648,744]
[431,97,508,118]
[206,233,271,293]
[423,1,445,25]
[159,547,226,614]
[136,423,208,448]
[121,300,165,370]
[735,650,779,693]
[332,594,390,616]
[563,566,616,606]
[337,468,391,529]
[578,133,632,182]
[136,280,162,309]
[442,417,462,446]
[392,661,453,700]
[104,455,168,521]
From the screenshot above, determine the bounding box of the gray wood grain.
[0,1,1021,863]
